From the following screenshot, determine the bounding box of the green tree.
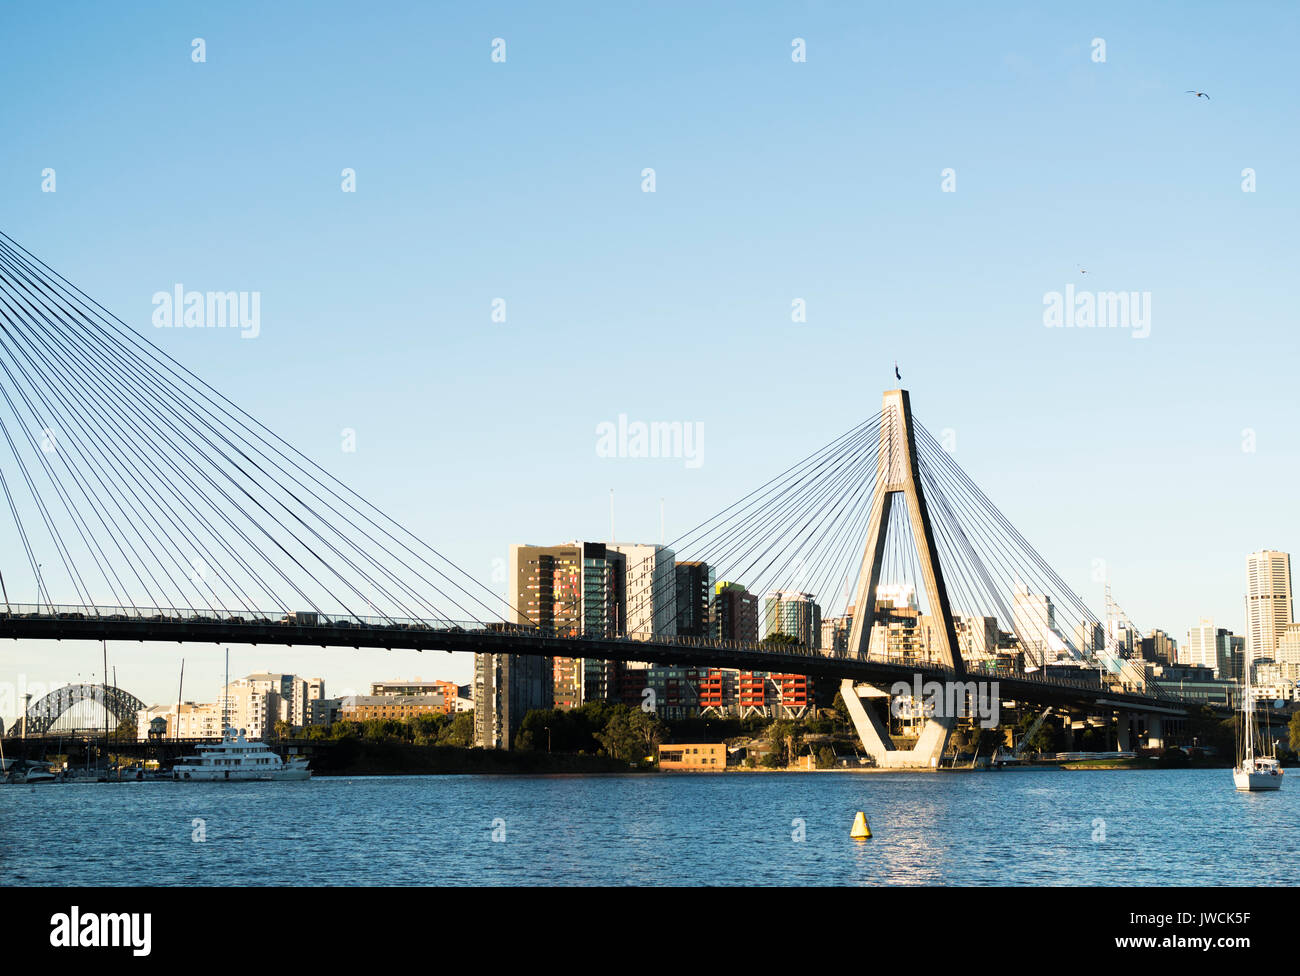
[762,632,802,647]
[437,710,474,748]
[595,706,666,764]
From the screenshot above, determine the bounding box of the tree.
[816,746,837,769]
[272,720,291,741]
[595,706,666,764]
[762,632,802,647]
[767,719,798,766]
[438,710,474,748]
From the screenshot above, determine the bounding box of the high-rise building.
[712,581,758,643]
[1228,634,1246,682]
[1246,550,1293,661]
[1143,630,1177,665]
[243,672,325,729]
[1277,622,1300,665]
[867,586,927,662]
[762,590,822,650]
[1073,621,1105,659]
[473,651,551,750]
[1012,584,1055,668]
[956,615,1000,661]
[674,561,713,637]
[1185,619,1238,679]
[217,678,281,740]
[506,541,626,709]
[820,605,855,657]
[608,543,677,640]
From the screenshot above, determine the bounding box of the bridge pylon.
[840,389,966,769]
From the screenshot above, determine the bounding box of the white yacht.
[1233,654,1282,792]
[173,728,311,782]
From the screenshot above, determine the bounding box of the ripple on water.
[0,769,1294,886]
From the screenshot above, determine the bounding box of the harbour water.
[3,769,1297,886]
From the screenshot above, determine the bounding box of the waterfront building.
[216,678,283,740]
[696,670,814,719]
[453,684,474,713]
[134,702,222,741]
[1149,663,1240,708]
[645,665,706,721]
[1246,549,1293,661]
[340,694,446,721]
[473,650,552,750]
[762,590,822,650]
[242,672,325,729]
[371,679,459,714]
[309,698,342,726]
[698,669,736,713]
[657,742,727,770]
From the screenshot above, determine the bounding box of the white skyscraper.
[1245,550,1293,661]
[1186,618,1229,677]
[608,543,677,640]
[1012,584,1055,668]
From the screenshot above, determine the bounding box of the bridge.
[0,230,1204,766]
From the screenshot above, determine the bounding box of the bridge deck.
[1,604,1190,714]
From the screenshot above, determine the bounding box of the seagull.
[894,362,902,381]
[1185,90,1211,100]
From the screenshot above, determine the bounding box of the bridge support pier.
[1116,712,1132,752]
[1145,713,1164,750]
[841,679,953,769]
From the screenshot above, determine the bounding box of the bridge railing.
[2,603,1188,706]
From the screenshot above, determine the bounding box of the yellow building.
[657,743,727,770]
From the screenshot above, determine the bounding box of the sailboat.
[1233,648,1283,792]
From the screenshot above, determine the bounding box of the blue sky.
[1,1,1297,718]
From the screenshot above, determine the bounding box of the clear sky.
[1,1,1297,721]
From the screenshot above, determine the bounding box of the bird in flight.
[894,362,902,381]
[1185,90,1211,100]
[1077,265,1088,275]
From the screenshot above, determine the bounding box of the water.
[3,769,1297,885]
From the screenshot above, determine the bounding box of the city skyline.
[3,2,1299,720]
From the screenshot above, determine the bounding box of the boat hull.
[173,767,311,782]
[1233,768,1283,791]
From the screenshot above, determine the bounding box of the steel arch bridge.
[19,683,147,737]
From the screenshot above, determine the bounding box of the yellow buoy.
[850,811,872,839]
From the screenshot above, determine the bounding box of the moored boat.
[172,728,311,782]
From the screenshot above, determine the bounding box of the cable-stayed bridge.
[0,231,1197,765]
